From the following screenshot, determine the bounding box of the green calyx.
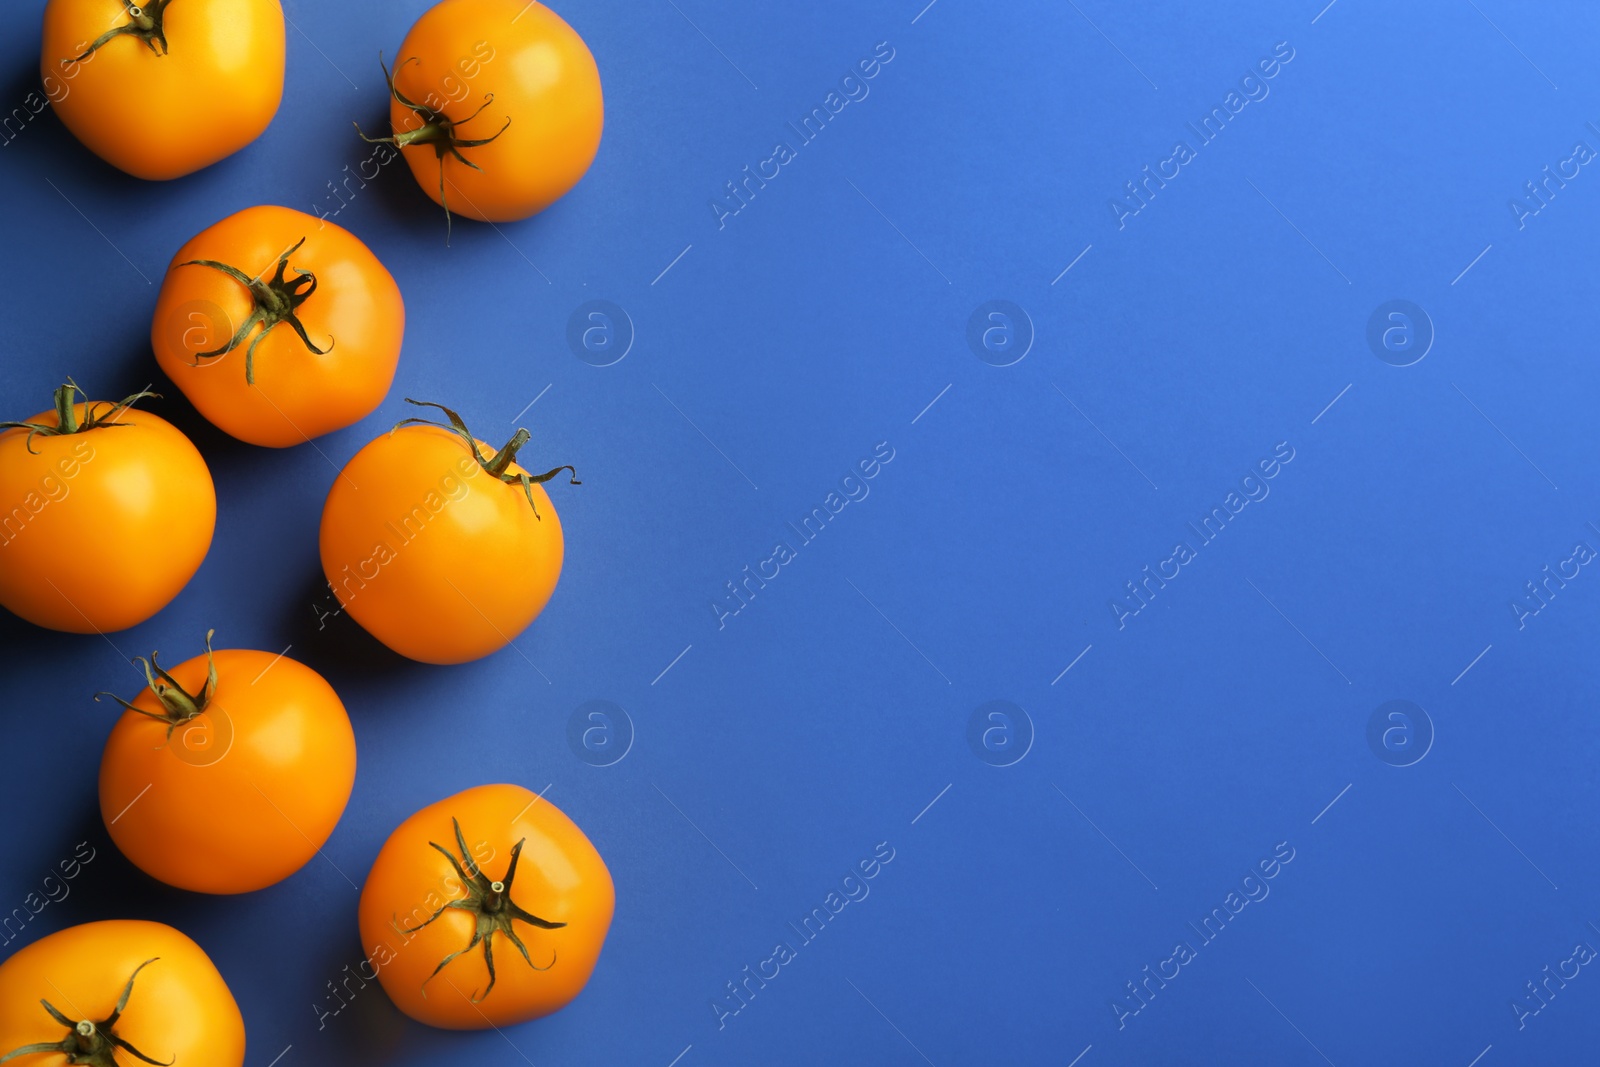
[354,54,512,241]
[179,238,333,385]
[96,630,217,737]
[68,0,176,62]
[399,818,565,1002]
[0,958,172,1067]
[0,379,158,454]
[394,399,579,520]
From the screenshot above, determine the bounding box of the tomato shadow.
[278,565,436,689]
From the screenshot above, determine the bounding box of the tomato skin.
[99,646,357,894]
[41,0,285,180]
[0,921,244,1067]
[319,424,565,664]
[152,205,406,447]
[390,0,603,221]
[358,783,614,1029]
[0,404,214,633]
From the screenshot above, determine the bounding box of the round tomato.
[358,783,613,1029]
[152,205,406,447]
[41,0,285,180]
[0,382,214,633]
[98,630,357,894]
[359,0,603,228]
[319,400,577,664]
[0,920,244,1067]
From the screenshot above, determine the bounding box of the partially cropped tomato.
[319,400,577,664]
[0,920,244,1067]
[358,783,613,1029]
[151,205,406,447]
[98,631,357,894]
[41,0,285,180]
[360,0,603,228]
[0,382,214,633]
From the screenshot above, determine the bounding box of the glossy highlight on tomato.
[0,382,214,634]
[358,783,614,1029]
[98,631,357,895]
[152,205,406,447]
[41,0,286,180]
[0,920,244,1067]
[319,400,576,664]
[361,0,603,226]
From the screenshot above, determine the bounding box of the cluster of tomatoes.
[0,0,614,1058]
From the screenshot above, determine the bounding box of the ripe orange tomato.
[358,783,614,1029]
[98,631,357,895]
[319,400,577,664]
[152,205,406,447]
[361,0,603,227]
[0,382,214,633]
[41,0,285,180]
[0,920,244,1067]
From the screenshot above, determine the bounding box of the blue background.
[2,0,1599,1064]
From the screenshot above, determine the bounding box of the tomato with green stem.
[357,0,603,234]
[358,783,614,1029]
[318,399,578,664]
[0,920,244,1067]
[98,630,357,895]
[151,205,406,447]
[0,381,214,634]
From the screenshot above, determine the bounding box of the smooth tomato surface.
[319,423,565,664]
[0,400,214,633]
[388,0,603,221]
[0,921,244,1067]
[152,205,406,447]
[358,784,614,1029]
[41,0,285,180]
[99,642,356,894]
